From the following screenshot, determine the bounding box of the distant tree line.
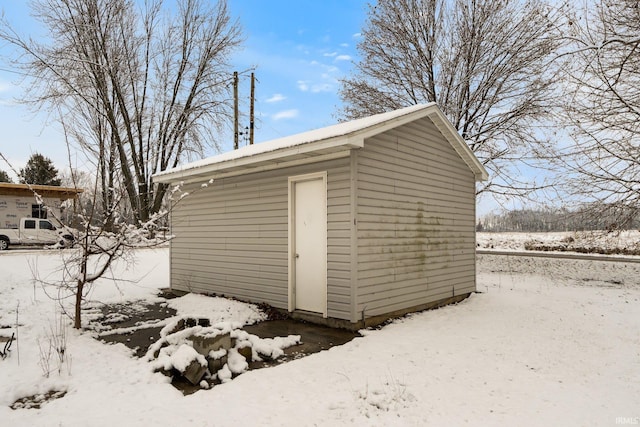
[478,205,640,232]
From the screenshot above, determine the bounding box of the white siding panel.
[326,162,353,319]
[170,158,352,320]
[356,116,477,317]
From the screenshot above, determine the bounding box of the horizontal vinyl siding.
[326,161,353,319]
[171,172,288,307]
[170,157,352,320]
[356,117,476,317]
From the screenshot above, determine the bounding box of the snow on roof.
[153,103,488,183]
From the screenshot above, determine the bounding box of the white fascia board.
[154,137,363,184]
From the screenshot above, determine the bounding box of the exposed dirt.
[10,390,67,410]
[93,302,177,358]
[87,292,360,394]
[243,319,359,369]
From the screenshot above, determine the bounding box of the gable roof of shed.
[153,103,489,184]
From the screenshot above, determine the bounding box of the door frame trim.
[287,171,328,317]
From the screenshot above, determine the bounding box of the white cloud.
[352,32,362,38]
[323,52,337,57]
[311,84,332,93]
[297,80,332,94]
[0,81,13,93]
[335,55,351,62]
[272,109,299,120]
[265,93,286,103]
[340,43,349,48]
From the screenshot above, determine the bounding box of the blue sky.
[0,0,369,180]
[228,0,369,146]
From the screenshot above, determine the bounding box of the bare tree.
[3,148,191,330]
[60,184,156,330]
[0,0,242,224]
[0,151,136,329]
[52,168,205,329]
[558,0,640,228]
[339,0,565,198]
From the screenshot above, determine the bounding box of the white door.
[292,175,327,315]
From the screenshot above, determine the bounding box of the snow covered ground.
[1,245,639,426]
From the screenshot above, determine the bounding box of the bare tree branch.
[339,0,566,202]
[558,0,640,227]
[0,0,242,224]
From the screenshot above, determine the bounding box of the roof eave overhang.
[153,102,489,184]
[154,136,364,184]
[0,183,84,199]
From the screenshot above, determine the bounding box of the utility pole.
[250,72,255,145]
[233,71,255,148]
[233,71,239,150]
[249,73,256,145]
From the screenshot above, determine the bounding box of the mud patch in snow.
[87,293,358,394]
[10,389,67,410]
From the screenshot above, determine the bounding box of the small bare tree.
[339,0,565,200]
[1,150,181,330]
[558,0,640,228]
[39,178,183,329]
[53,169,203,329]
[0,0,242,224]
